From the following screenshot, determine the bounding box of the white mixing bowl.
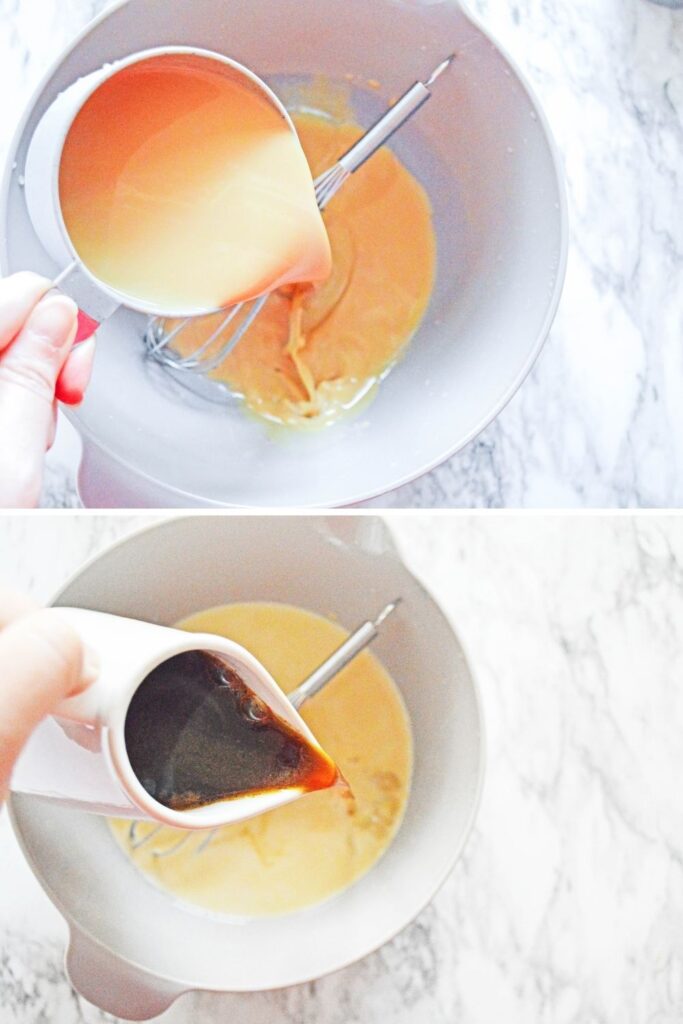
[10,516,484,1019]
[1,0,567,507]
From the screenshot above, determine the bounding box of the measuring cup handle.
[49,261,119,339]
[49,263,104,342]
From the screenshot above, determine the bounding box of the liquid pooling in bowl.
[110,602,413,916]
[164,107,437,426]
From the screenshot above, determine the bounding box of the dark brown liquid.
[124,650,338,812]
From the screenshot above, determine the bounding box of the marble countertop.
[0,0,682,509]
[1,512,682,1021]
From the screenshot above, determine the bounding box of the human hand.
[0,272,96,508]
[0,589,97,803]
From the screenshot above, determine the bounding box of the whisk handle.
[289,621,378,709]
[338,83,431,175]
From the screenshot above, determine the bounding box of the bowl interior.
[1,0,565,507]
[11,516,483,990]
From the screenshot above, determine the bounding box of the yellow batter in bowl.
[109,602,413,917]
[169,113,437,426]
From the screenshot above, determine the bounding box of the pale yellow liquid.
[59,54,331,312]
[109,602,413,917]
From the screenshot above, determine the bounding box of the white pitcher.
[11,607,332,829]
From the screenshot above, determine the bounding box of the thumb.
[0,294,78,508]
[0,609,94,802]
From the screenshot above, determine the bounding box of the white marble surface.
[0,0,682,508]
[1,511,682,1021]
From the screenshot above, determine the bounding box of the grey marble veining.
[1,513,682,1021]
[1,0,682,508]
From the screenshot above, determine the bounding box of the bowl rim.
[9,513,487,994]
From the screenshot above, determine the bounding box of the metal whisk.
[126,598,401,859]
[143,55,454,379]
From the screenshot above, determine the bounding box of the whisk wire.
[129,821,163,851]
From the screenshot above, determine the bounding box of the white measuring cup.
[11,607,334,829]
[23,46,303,341]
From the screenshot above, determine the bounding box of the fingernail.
[81,645,100,687]
[27,294,78,349]
[56,335,96,407]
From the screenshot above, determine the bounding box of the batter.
[168,112,437,425]
[109,602,413,917]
